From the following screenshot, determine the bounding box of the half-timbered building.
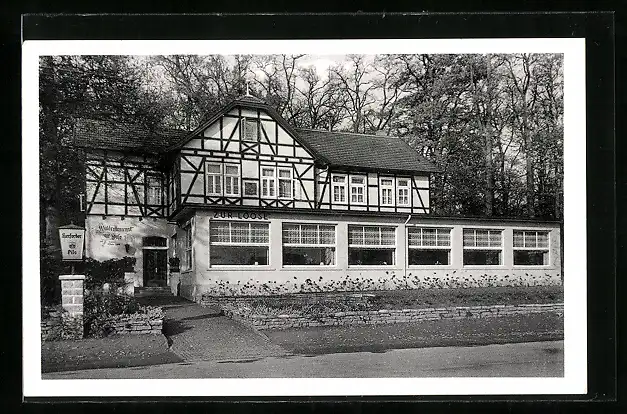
[74,93,562,300]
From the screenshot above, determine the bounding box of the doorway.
[143,236,168,287]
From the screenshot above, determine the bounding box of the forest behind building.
[39,53,564,246]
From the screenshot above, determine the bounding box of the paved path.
[42,340,564,379]
[137,296,289,362]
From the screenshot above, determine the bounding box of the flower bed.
[84,292,164,338]
[211,286,564,331]
[223,302,564,331]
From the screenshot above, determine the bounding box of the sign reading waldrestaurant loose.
[58,224,85,261]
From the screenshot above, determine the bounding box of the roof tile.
[295,128,439,173]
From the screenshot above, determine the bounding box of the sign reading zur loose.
[59,228,85,261]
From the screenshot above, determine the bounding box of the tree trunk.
[484,55,494,216]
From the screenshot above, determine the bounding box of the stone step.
[134,287,173,297]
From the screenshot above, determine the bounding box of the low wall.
[41,306,64,341]
[104,314,163,335]
[223,303,564,331]
[201,292,376,308]
[42,307,164,341]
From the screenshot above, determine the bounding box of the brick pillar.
[59,274,85,339]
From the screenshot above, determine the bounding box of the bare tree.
[330,55,376,133]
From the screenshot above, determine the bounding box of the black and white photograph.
[22,37,588,397]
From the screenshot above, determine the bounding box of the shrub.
[84,257,136,292]
[40,249,64,306]
[84,292,142,337]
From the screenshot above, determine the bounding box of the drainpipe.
[403,214,412,280]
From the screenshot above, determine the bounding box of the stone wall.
[41,306,64,341]
[201,292,376,309]
[104,314,163,335]
[223,303,564,331]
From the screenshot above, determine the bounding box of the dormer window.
[242,118,258,142]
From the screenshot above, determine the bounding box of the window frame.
[462,228,504,267]
[243,180,259,197]
[349,175,366,205]
[281,223,337,267]
[146,174,164,206]
[182,223,193,271]
[261,167,276,198]
[223,163,241,197]
[277,167,294,200]
[379,177,394,206]
[242,117,259,142]
[332,174,347,203]
[406,226,452,267]
[206,162,223,196]
[348,224,397,267]
[513,229,551,267]
[209,220,271,267]
[396,178,410,207]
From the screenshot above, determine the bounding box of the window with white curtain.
[278,168,293,199]
[282,223,336,266]
[348,225,396,266]
[210,221,270,266]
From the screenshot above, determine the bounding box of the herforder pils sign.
[58,223,85,261]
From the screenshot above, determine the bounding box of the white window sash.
[331,174,347,203]
[278,168,293,199]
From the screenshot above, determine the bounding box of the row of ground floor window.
[176,214,558,271]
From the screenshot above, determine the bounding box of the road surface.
[43,340,563,379]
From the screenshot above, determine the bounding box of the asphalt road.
[43,340,563,379]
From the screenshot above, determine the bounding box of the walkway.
[137,295,289,362]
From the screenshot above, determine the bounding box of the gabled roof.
[72,96,439,174]
[72,118,187,154]
[166,94,318,158]
[295,128,439,173]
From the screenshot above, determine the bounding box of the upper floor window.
[261,167,276,198]
[513,230,550,266]
[380,178,394,205]
[332,174,347,203]
[242,118,259,142]
[350,176,366,204]
[224,164,241,196]
[206,163,222,195]
[397,178,410,206]
[278,168,293,199]
[146,175,163,206]
[206,163,240,196]
[463,228,503,266]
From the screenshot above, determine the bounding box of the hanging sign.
[58,224,85,261]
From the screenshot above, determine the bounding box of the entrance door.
[143,249,167,287]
